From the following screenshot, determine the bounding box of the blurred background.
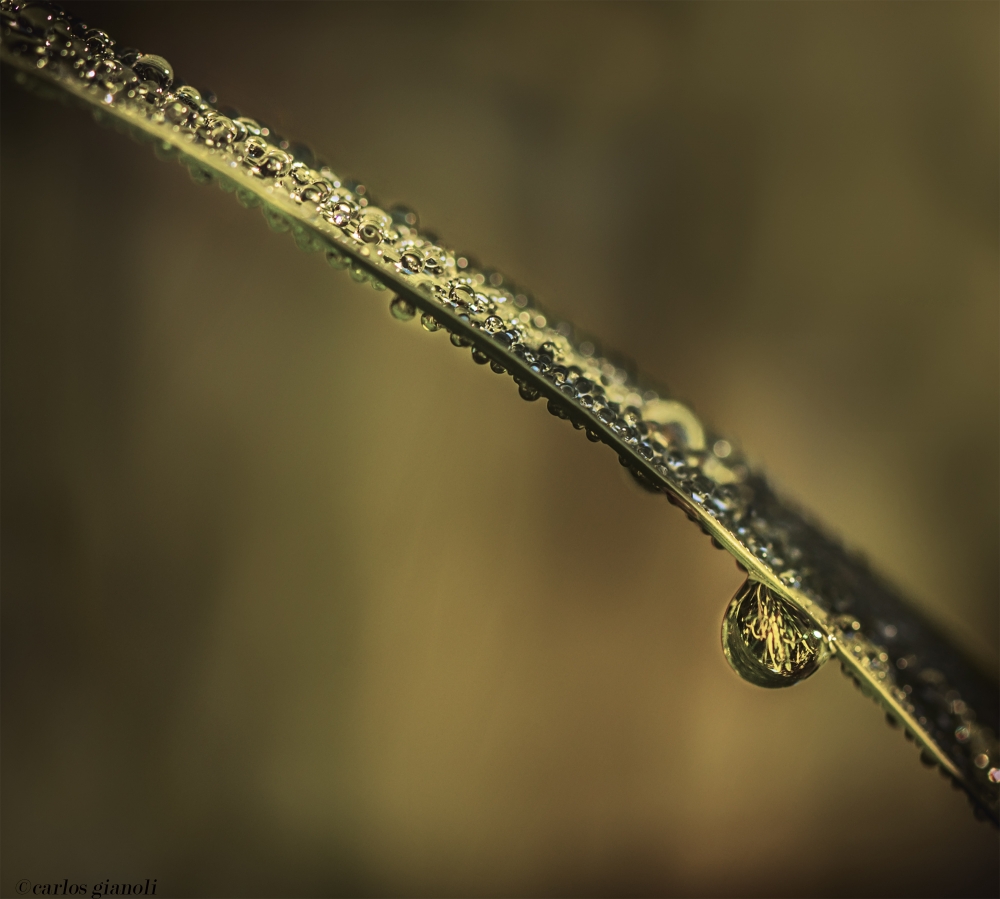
[2,2,998,896]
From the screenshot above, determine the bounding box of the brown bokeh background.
[2,2,998,896]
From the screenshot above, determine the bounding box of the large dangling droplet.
[721,579,830,688]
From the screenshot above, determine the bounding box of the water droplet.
[132,53,173,89]
[357,219,383,244]
[240,134,268,166]
[261,205,289,232]
[518,383,540,402]
[326,247,350,270]
[450,283,475,308]
[84,28,115,55]
[450,333,471,347]
[235,187,260,209]
[324,201,355,227]
[423,254,445,275]
[420,313,441,332]
[722,580,830,688]
[471,348,490,365]
[285,161,313,186]
[389,296,415,321]
[164,94,199,127]
[257,149,292,178]
[483,315,504,333]
[87,57,129,91]
[298,179,333,205]
[291,224,323,252]
[192,112,229,146]
[399,252,423,274]
[234,116,261,139]
[173,85,203,107]
[115,46,140,67]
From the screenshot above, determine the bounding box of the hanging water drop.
[325,247,350,270]
[389,296,415,321]
[722,580,830,688]
[420,313,441,332]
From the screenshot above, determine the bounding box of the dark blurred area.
[2,2,997,897]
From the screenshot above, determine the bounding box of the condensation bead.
[423,253,445,275]
[399,251,422,274]
[389,296,415,321]
[357,219,382,244]
[84,28,114,55]
[299,180,334,205]
[240,135,268,166]
[420,313,441,332]
[132,52,173,89]
[197,113,237,147]
[326,247,350,270]
[450,283,475,307]
[288,161,313,185]
[173,85,203,107]
[257,149,292,177]
[262,205,290,232]
[324,201,355,227]
[235,116,262,137]
[164,94,198,127]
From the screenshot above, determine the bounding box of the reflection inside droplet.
[722,579,830,688]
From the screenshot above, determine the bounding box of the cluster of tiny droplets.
[2,0,996,821]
